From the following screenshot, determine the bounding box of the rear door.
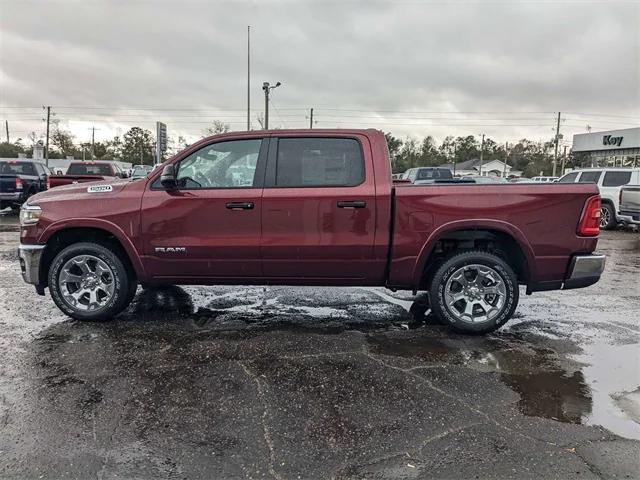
[260,135,379,283]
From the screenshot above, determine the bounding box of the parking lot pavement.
[1,211,639,479]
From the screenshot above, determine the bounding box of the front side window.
[602,171,632,187]
[275,138,364,187]
[579,171,602,183]
[416,169,435,180]
[176,139,262,189]
[558,172,579,183]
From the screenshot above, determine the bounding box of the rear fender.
[411,219,537,287]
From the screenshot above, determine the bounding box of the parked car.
[0,160,51,210]
[131,165,154,180]
[460,176,509,184]
[557,168,640,229]
[530,176,559,183]
[18,129,604,334]
[48,161,126,188]
[403,167,453,184]
[619,184,640,226]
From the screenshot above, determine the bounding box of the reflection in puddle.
[49,284,640,440]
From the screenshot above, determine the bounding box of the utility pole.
[452,144,457,176]
[89,126,100,159]
[247,25,251,131]
[44,106,51,167]
[309,108,314,129]
[262,81,281,130]
[478,133,485,176]
[561,145,568,176]
[553,111,561,177]
[5,120,8,143]
[503,141,508,178]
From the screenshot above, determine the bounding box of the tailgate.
[0,175,18,193]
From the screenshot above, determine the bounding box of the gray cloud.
[1,0,638,147]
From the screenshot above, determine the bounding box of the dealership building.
[572,127,640,167]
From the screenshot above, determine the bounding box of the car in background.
[404,167,453,184]
[531,176,558,183]
[131,165,154,180]
[460,175,508,184]
[619,183,640,226]
[0,160,51,210]
[49,161,127,188]
[557,167,640,229]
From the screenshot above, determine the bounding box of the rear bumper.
[620,210,640,224]
[563,253,606,290]
[0,192,24,202]
[18,244,45,286]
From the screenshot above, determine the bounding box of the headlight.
[20,205,42,226]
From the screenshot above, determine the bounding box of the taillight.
[15,177,23,190]
[46,177,50,190]
[577,195,601,237]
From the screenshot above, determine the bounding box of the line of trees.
[0,121,571,176]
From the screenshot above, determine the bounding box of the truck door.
[140,137,267,279]
[261,135,378,283]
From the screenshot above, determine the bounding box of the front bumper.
[563,253,606,290]
[18,244,46,286]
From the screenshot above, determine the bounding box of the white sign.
[87,185,113,193]
[573,127,640,152]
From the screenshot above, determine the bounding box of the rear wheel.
[48,242,133,321]
[429,251,519,334]
[600,203,616,230]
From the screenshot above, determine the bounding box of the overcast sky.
[1,0,639,149]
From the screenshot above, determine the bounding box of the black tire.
[429,250,519,334]
[600,203,616,230]
[48,242,133,321]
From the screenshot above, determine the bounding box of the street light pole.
[262,81,281,130]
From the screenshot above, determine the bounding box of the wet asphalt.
[0,210,639,479]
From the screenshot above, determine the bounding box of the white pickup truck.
[557,167,640,229]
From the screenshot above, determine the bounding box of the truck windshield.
[67,163,113,175]
[0,162,36,175]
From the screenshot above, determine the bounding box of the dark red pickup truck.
[48,160,125,188]
[18,129,604,333]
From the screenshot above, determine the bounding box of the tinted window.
[579,171,602,183]
[416,168,435,180]
[0,162,36,175]
[558,172,579,183]
[275,138,364,187]
[602,171,632,187]
[177,139,261,189]
[67,163,114,175]
[438,169,453,179]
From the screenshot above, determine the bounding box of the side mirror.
[160,164,178,190]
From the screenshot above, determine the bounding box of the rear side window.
[438,168,453,179]
[67,163,113,175]
[602,171,632,187]
[0,162,36,175]
[579,171,602,183]
[275,138,364,187]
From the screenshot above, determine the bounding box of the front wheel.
[429,251,519,334]
[48,242,133,321]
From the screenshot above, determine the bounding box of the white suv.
[557,168,640,229]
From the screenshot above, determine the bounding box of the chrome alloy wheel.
[600,206,611,228]
[58,255,115,311]
[444,264,507,324]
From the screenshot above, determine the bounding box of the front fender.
[410,219,537,287]
[38,218,146,279]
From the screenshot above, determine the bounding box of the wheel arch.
[38,221,145,287]
[412,220,536,289]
